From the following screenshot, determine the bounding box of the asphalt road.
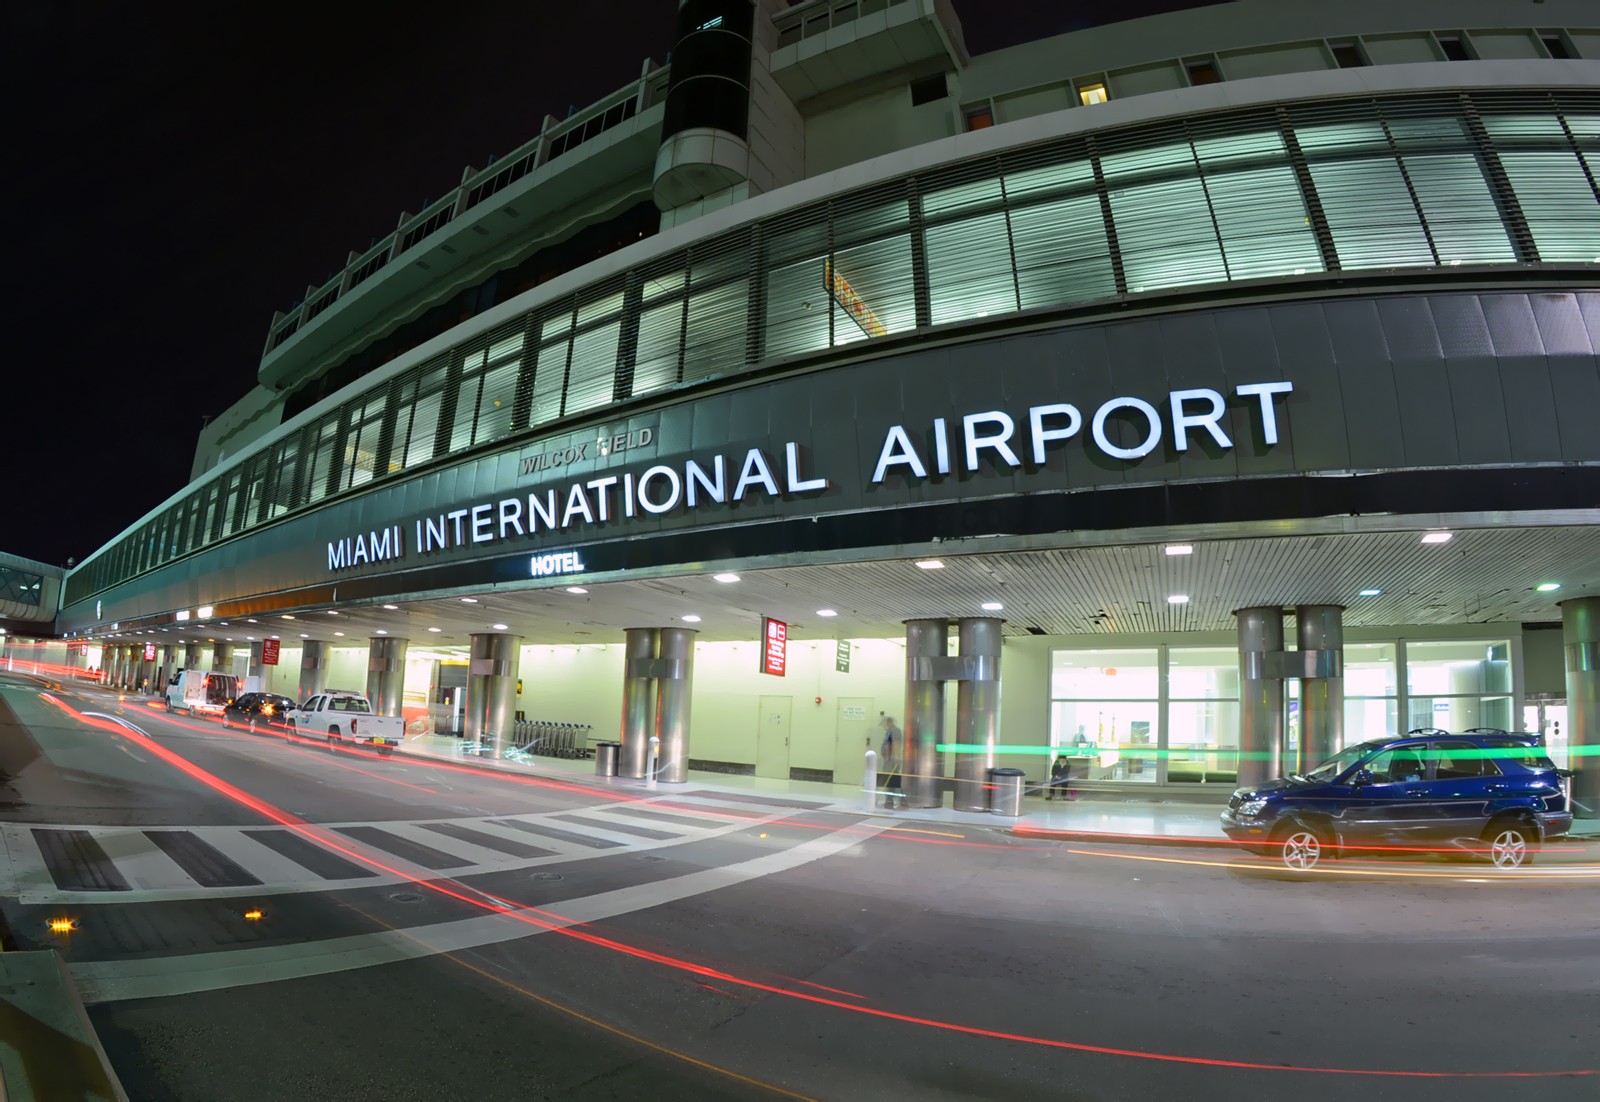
[2,672,1596,1101]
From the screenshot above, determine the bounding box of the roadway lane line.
[69,818,886,1004]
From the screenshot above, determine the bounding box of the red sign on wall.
[143,643,157,662]
[262,639,281,666]
[760,617,788,677]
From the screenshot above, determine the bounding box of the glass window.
[634,299,685,395]
[926,211,1017,325]
[343,393,386,489]
[923,175,1004,218]
[565,321,621,414]
[529,340,570,425]
[1050,649,1159,784]
[828,235,915,345]
[765,256,832,359]
[1424,741,1500,780]
[1110,174,1228,291]
[1402,152,1516,263]
[1078,82,1109,106]
[1167,647,1240,784]
[473,358,521,446]
[1406,640,1511,695]
[307,420,339,504]
[1204,163,1323,279]
[1009,193,1117,308]
[399,390,442,471]
[1307,156,1434,268]
[1495,151,1600,262]
[683,279,748,383]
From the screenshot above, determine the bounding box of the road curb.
[0,951,128,1102]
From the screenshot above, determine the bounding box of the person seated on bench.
[1046,754,1075,801]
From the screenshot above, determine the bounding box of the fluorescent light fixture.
[682,615,702,623]
[817,609,838,617]
[299,633,309,639]
[326,610,339,615]
[428,627,442,633]
[383,604,399,610]
[1168,594,1190,605]
[1359,588,1382,597]
[981,602,1004,611]
[197,606,214,618]
[1164,545,1193,556]
[915,560,945,570]
[375,629,388,635]
[460,597,478,603]
[492,623,509,630]
[713,573,741,583]
[333,632,344,637]
[176,610,190,622]
[246,619,258,623]
[1421,532,1453,545]
[282,615,295,620]
[1536,582,1562,592]
[566,586,588,595]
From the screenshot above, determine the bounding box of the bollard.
[863,748,877,813]
[647,734,660,790]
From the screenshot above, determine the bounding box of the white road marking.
[70,818,885,1004]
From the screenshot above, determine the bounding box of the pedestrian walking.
[880,716,905,807]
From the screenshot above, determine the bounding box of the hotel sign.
[761,617,788,677]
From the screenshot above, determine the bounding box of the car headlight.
[1235,799,1269,817]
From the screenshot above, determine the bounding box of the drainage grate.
[388,891,426,903]
[530,872,564,882]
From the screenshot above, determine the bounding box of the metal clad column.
[654,628,697,783]
[1297,605,1345,773]
[953,617,1004,812]
[904,619,949,809]
[247,641,265,685]
[1236,607,1285,787]
[465,633,521,759]
[1562,597,1600,819]
[299,640,327,700]
[366,637,409,718]
[619,628,659,779]
[212,643,233,674]
[184,642,200,671]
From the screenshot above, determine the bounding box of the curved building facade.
[34,0,1600,808]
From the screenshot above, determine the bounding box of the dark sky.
[4,1,1213,570]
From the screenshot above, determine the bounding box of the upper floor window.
[964,106,994,131]
[1185,59,1221,86]
[1330,41,1366,69]
[910,73,948,106]
[1078,81,1109,107]
[1437,35,1471,62]
[1540,33,1572,60]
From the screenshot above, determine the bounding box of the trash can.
[987,767,1026,817]
[595,741,621,777]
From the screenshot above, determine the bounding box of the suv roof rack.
[1405,727,1449,737]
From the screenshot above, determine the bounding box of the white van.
[165,670,240,717]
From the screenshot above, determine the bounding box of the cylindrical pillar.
[903,619,949,809]
[247,641,265,686]
[111,646,127,689]
[1296,605,1345,773]
[654,628,697,784]
[212,642,233,674]
[183,642,200,671]
[137,648,156,693]
[464,633,521,758]
[618,628,659,779]
[1562,597,1600,819]
[160,645,178,690]
[299,640,327,700]
[366,637,410,718]
[1236,607,1285,787]
[953,617,1004,812]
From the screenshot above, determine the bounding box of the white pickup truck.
[288,691,406,755]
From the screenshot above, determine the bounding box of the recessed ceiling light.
[1421,532,1453,544]
[682,615,702,623]
[326,610,339,615]
[981,602,1004,611]
[219,622,229,626]
[428,627,442,633]
[299,633,309,638]
[1359,588,1383,597]
[1536,582,1562,592]
[915,560,945,570]
[492,623,509,630]
[375,629,388,635]
[282,615,295,620]
[1164,545,1193,556]
[460,597,479,603]
[383,604,399,610]
[567,586,588,595]
[1168,594,1190,604]
[817,609,838,617]
[246,619,258,624]
[333,631,345,637]
[713,573,741,583]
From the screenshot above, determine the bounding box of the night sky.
[6,1,1213,571]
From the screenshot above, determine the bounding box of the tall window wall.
[1052,636,1517,785]
[67,89,1600,605]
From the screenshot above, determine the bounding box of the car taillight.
[262,704,273,715]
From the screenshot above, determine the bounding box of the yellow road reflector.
[243,908,264,921]
[48,918,77,934]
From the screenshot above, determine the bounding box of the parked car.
[287,691,407,754]
[1221,730,1572,871]
[221,692,299,735]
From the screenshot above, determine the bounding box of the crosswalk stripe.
[203,829,328,886]
[481,817,623,849]
[143,830,261,888]
[552,813,683,841]
[84,830,194,891]
[332,825,469,870]
[418,822,554,859]
[242,829,380,881]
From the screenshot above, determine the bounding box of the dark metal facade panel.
[1446,358,1515,465]
[1426,295,1495,359]
[1545,355,1600,463]
[1267,303,1352,472]
[1376,297,1443,361]
[1479,293,1547,357]
[1394,359,1460,466]
[1336,355,1407,470]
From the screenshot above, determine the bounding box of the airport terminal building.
[9,0,1600,811]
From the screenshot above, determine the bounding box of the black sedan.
[221,692,299,734]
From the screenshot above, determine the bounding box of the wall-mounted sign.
[842,704,867,721]
[824,260,888,338]
[531,550,586,577]
[835,639,851,673]
[143,643,157,661]
[761,616,788,677]
[262,639,281,666]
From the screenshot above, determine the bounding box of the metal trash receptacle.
[595,741,621,777]
[988,767,1025,817]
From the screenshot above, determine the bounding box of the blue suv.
[1220,730,1572,870]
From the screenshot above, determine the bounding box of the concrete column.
[161,645,179,690]
[464,633,521,758]
[952,617,1004,812]
[619,628,659,779]
[183,642,200,671]
[110,646,127,689]
[247,641,265,685]
[1296,605,1345,773]
[299,640,327,700]
[1562,597,1600,819]
[212,643,233,673]
[654,628,697,783]
[1236,607,1285,787]
[137,649,156,693]
[366,637,409,718]
[903,619,949,809]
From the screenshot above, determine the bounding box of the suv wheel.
[1275,825,1326,871]
[1486,821,1535,870]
